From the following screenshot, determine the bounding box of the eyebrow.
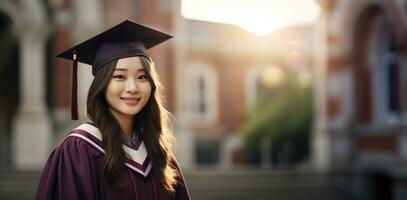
[114,68,145,72]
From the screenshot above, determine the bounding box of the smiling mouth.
[121,97,141,105]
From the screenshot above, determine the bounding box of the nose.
[125,78,140,93]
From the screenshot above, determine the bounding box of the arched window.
[367,14,401,124]
[353,6,401,124]
[185,63,218,124]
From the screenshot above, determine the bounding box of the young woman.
[36,20,190,200]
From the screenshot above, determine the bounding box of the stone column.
[12,21,52,169]
[173,0,195,169]
[73,0,103,121]
[311,0,336,171]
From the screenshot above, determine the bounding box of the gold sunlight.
[262,65,285,88]
[181,0,320,36]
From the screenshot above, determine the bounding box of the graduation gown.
[36,123,190,200]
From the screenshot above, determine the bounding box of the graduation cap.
[56,20,173,120]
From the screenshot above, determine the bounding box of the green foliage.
[241,73,314,164]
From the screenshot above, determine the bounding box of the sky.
[181,0,321,36]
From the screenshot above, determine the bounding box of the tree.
[241,70,313,165]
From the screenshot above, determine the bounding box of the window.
[196,139,220,164]
[367,15,401,124]
[185,63,218,124]
[384,53,400,114]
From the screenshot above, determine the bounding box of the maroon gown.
[35,124,190,200]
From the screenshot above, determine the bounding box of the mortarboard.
[56,20,173,120]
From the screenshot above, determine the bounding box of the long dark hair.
[86,56,179,192]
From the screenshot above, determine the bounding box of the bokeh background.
[0,0,406,199]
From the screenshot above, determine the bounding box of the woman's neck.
[110,110,134,139]
[119,119,133,139]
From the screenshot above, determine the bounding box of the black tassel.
[71,50,79,120]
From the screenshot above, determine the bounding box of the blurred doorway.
[0,12,19,169]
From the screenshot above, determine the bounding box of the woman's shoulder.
[37,124,103,200]
[54,123,103,157]
[56,135,100,157]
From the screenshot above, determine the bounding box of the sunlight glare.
[181,0,320,36]
[262,66,285,88]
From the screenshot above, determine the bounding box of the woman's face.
[105,56,152,120]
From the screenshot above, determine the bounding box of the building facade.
[313,0,407,199]
[0,0,313,171]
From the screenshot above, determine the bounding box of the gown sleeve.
[172,159,191,200]
[35,136,101,200]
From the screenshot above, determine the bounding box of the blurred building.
[178,19,313,168]
[0,0,313,171]
[0,0,180,169]
[313,0,407,199]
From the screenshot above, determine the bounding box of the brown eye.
[138,75,148,80]
[113,75,125,80]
